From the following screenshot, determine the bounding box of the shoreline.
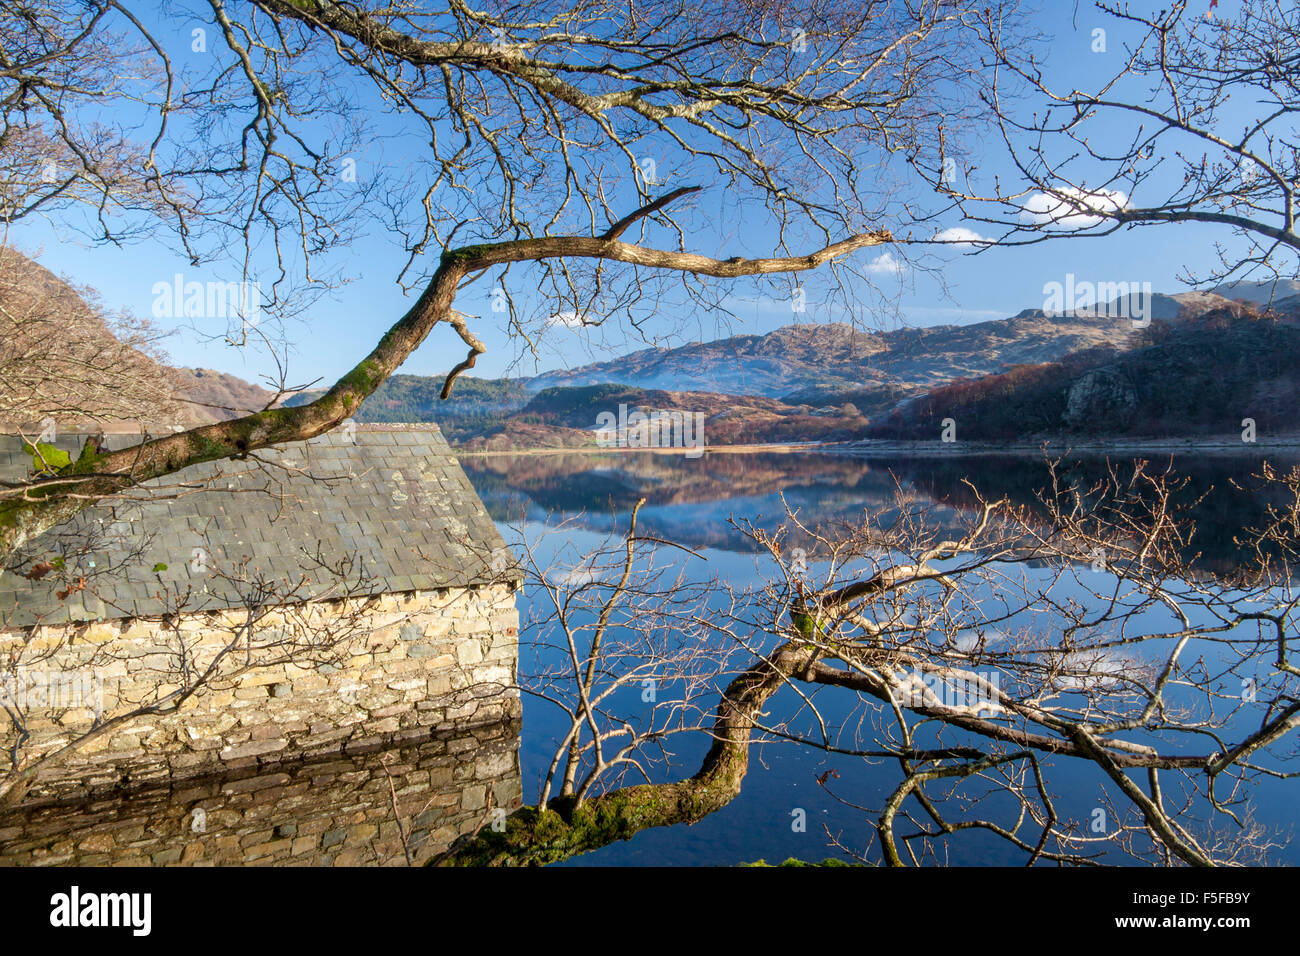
[453,436,1300,458]
[453,441,831,458]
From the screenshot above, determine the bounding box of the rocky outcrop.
[1062,367,1138,430]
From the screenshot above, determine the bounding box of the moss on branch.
[434,641,818,866]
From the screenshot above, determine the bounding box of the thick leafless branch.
[442,463,1299,866]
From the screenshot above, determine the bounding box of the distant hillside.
[1210,278,1300,308]
[866,310,1300,442]
[284,374,532,442]
[525,288,1254,401]
[173,368,277,421]
[777,382,929,420]
[458,383,864,451]
[16,241,1291,448]
[0,247,212,431]
[0,247,291,432]
[271,284,1291,449]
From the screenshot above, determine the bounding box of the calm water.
[0,722,522,866]
[4,448,1296,865]
[464,448,1300,866]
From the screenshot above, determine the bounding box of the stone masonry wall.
[0,582,519,799]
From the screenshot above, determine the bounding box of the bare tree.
[931,0,1300,294]
[0,0,1007,562]
[0,245,190,432]
[519,500,739,804]
[441,461,1299,866]
[0,2,176,235]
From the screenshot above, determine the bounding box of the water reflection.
[468,448,1300,866]
[0,720,521,866]
[464,449,1300,575]
[7,449,1296,867]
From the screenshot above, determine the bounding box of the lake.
[3,447,1296,865]
[464,447,1300,866]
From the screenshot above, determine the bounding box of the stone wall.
[0,582,519,799]
[0,720,522,866]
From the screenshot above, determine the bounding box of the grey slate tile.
[0,430,507,624]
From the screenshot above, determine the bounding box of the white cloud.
[1052,649,1129,692]
[1021,186,1128,229]
[933,226,992,248]
[547,310,587,329]
[867,251,906,275]
[952,625,1011,653]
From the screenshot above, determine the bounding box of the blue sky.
[9,0,1245,389]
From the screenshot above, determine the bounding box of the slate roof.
[0,427,515,628]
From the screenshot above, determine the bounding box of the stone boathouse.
[0,426,521,805]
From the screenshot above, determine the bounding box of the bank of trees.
[867,311,1300,442]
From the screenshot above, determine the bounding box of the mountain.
[866,309,1300,442]
[1210,278,1300,308]
[15,241,1289,447]
[526,304,1221,400]
[277,284,1285,447]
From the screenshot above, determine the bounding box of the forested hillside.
[867,311,1300,441]
[284,374,532,441]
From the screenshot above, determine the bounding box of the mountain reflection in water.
[5,448,1296,867]
[463,448,1300,577]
